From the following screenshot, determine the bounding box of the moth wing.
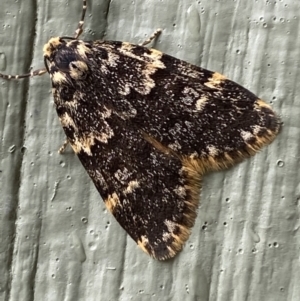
[48,38,204,259]
[47,38,280,259]
[98,41,281,171]
[74,125,201,260]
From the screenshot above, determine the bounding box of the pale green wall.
[0,0,297,300]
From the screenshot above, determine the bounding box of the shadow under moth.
[0,0,281,260]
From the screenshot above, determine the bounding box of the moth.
[0,0,281,260]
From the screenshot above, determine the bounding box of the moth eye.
[55,58,73,71]
[60,86,76,101]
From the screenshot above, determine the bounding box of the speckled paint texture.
[0,0,297,300]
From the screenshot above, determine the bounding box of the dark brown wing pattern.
[43,37,280,259]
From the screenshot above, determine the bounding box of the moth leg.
[74,0,87,39]
[58,140,69,154]
[140,28,162,46]
[0,68,47,80]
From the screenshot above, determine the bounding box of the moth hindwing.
[1,1,281,260]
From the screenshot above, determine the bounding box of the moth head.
[43,37,63,59]
[43,37,73,72]
[43,37,89,81]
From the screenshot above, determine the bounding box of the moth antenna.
[0,68,47,80]
[74,0,87,39]
[0,1,87,80]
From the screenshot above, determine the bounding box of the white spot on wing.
[204,72,226,89]
[174,186,186,198]
[183,86,200,98]
[207,145,219,156]
[59,113,77,130]
[168,141,182,151]
[252,125,263,135]
[114,168,132,185]
[123,180,140,194]
[105,192,121,212]
[98,121,114,143]
[71,126,114,155]
[101,106,112,119]
[195,95,208,111]
[164,220,177,233]
[189,151,199,159]
[240,130,254,142]
[52,71,67,84]
[162,231,172,242]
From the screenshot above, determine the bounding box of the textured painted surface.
[0,0,297,300]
